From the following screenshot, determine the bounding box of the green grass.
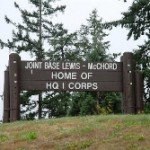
[0,115,150,150]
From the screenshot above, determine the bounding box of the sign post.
[9,53,21,122]
[122,52,136,114]
[135,71,144,113]
[3,67,10,123]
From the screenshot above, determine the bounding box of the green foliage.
[67,93,82,116]
[102,92,122,114]
[0,134,8,143]
[121,0,150,40]
[96,92,122,115]
[46,23,79,61]
[20,91,39,120]
[105,0,150,111]
[25,131,37,141]
[0,0,69,120]
[2,0,66,59]
[96,104,112,115]
[122,0,150,109]
[68,91,122,116]
[77,9,110,61]
[67,9,122,116]
[43,92,71,117]
[68,92,97,116]
[80,94,97,115]
[144,103,150,114]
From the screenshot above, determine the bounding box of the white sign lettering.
[46,82,59,89]
[46,82,98,90]
[88,63,117,70]
[68,82,98,90]
[62,62,80,69]
[25,62,42,69]
[45,62,60,69]
[80,72,93,79]
[51,72,77,80]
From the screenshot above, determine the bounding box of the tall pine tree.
[0,0,66,119]
[77,9,110,61]
[68,10,122,116]
[43,24,80,118]
[105,0,150,112]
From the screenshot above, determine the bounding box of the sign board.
[20,61,123,91]
[3,52,144,123]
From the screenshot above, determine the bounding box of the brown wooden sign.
[3,52,144,122]
[20,61,123,91]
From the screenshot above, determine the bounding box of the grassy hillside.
[0,115,150,150]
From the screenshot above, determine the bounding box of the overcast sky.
[0,0,145,120]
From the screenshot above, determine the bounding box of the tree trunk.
[38,0,42,119]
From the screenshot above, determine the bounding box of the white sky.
[0,0,145,120]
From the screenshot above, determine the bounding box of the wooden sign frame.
[3,52,144,122]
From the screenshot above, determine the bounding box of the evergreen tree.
[46,23,79,61]
[0,0,66,119]
[67,93,82,116]
[42,23,82,118]
[77,9,110,61]
[68,10,122,116]
[67,92,97,116]
[42,92,71,118]
[106,0,150,111]
[80,93,97,115]
[0,0,66,59]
